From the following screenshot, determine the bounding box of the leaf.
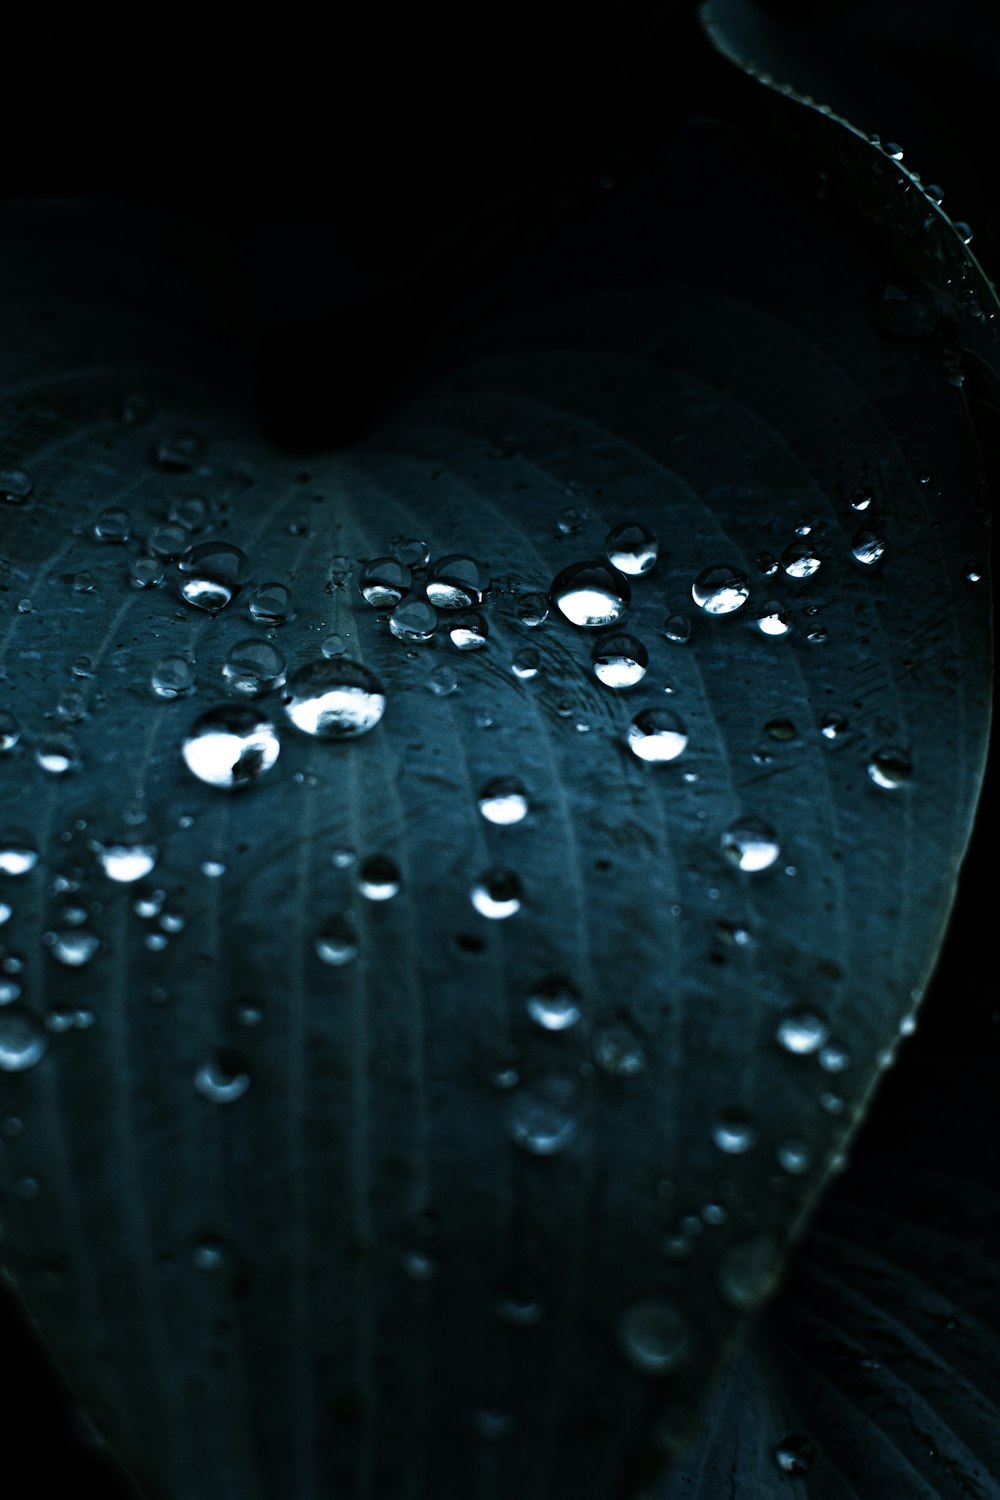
[0,106,992,1500]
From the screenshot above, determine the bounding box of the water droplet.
[764,718,796,742]
[626,708,688,763]
[98,840,158,883]
[0,900,12,926]
[526,977,581,1031]
[178,541,248,614]
[0,977,21,1004]
[71,571,96,594]
[851,529,886,566]
[782,544,821,579]
[663,613,691,643]
[692,565,750,615]
[283,659,386,739]
[92,507,131,543]
[358,855,400,901]
[867,747,911,789]
[773,1435,816,1476]
[604,521,658,576]
[201,861,226,878]
[510,647,541,680]
[359,558,412,609]
[849,487,873,511]
[718,1233,781,1309]
[505,1072,579,1154]
[883,141,904,160]
[820,714,848,741]
[222,639,287,697]
[619,1299,689,1375]
[0,711,21,753]
[194,1049,250,1103]
[428,663,458,696]
[478,777,529,826]
[776,1141,810,1175]
[712,1109,757,1154]
[389,536,429,569]
[550,560,630,628]
[1,467,33,505]
[819,1041,851,1073]
[426,555,491,609]
[0,831,39,878]
[129,556,163,589]
[35,736,77,775]
[249,581,292,625]
[555,506,583,536]
[721,818,780,872]
[471,869,522,919]
[776,1010,829,1055]
[169,495,208,531]
[151,655,195,700]
[389,597,438,644]
[315,914,359,966]
[321,633,346,658]
[515,592,549,627]
[182,705,281,788]
[0,1010,48,1071]
[193,1236,231,1272]
[402,1248,437,1281]
[155,432,204,471]
[592,632,648,688]
[448,612,488,650]
[756,603,791,636]
[755,551,779,577]
[48,928,101,966]
[593,1019,646,1076]
[496,1270,545,1326]
[146,523,190,561]
[953,221,973,245]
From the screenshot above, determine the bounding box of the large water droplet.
[550,560,630,628]
[0,1009,48,1071]
[776,1009,829,1055]
[478,778,529,825]
[471,869,522,919]
[505,1073,579,1154]
[619,1299,689,1374]
[0,831,39,877]
[852,529,886,566]
[182,705,281,788]
[359,556,413,610]
[389,597,438,644]
[316,913,359,966]
[867,747,911,789]
[98,840,158,883]
[249,581,292,624]
[604,522,658,576]
[526,977,581,1031]
[782,544,821,579]
[626,708,688,762]
[194,1048,250,1103]
[283,659,386,739]
[426,555,491,609]
[692,565,750,615]
[151,655,195,700]
[592,632,648,688]
[721,818,780,872]
[222,639,287,696]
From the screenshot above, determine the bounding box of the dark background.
[0,1,995,1491]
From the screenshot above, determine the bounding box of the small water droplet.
[550,560,630,628]
[776,1010,829,1055]
[3,831,42,877]
[428,662,458,696]
[0,900,12,926]
[201,860,226,878]
[146,523,190,561]
[515,592,549,627]
[505,1072,579,1154]
[721,818,780,872]
[782,543,821,579]
[357,855,400,901]
[756,603,791,636]
[526,977,581,1031]
[627,708,688,763]
[774,1435,816,1476]
[819,1041,851,1073]
[692,565,750,615]
[867,747,911,789]
[448,612,488,651]
[0,467,33,505]
[316,914,359,966]
[48,928,101,966]
[321,633,346,658]
[151,655,195,700]
[849,487,873,511]
[776,1141,810,1175]
[0,711,21,753]
[194,1048,250,1103]
[662,613,691,644]
[0,1010,48,1071]
[283,660,386,739]
[820,714,848,741]
[478,778,529,826]
[98,840,158,883]
[169,495,208,531]
[510,647,541,680]
[619,1299,689,1375]
[129,556,164,589]
[718,1233,781,1309]
[555,506,583,536]
[178,541,248,614]
[592,1019,646,1075]
[426,555,491,609]
[249,581,292,625]
[496,1270,545,1326]
[182,705,281,788]
[472,869,522,919]
[222,639,287,697]
[604,521,658,576]
[764,718,796,742]
[71,571,96,594]
[754,551,779,577]
[712,1109,757,1154]
[389,597,438,644]
[852,529,886,566]
[35,736,77,775]
[389,536,429,569]
[155,432,205,471]
[953,221,973,245]
[592,632,648,688]
[359,558,412,608]
[92,507,132,543]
